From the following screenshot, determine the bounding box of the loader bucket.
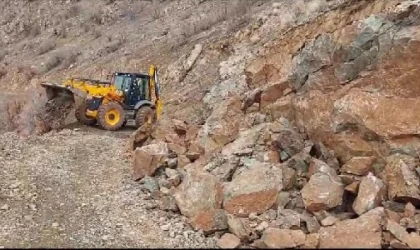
[40,82,86,102]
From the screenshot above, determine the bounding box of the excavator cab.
[112,73,151,108]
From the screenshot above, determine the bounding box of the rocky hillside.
[2,0,420,248]
[130,0,420,248]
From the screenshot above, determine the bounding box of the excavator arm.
[148,64,163,120]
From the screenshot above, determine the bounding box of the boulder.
[319,207,384,248]
[261,228,306,249]
[197,95,244,152]
[211,158,239,182]
[132,142,169,181]
[303,233,320,249]
[341,157,375,176]
[276,209,301,229]
[221,124,267,157]
[177,155,191,168]
[344,181,360,194]
[192,209,228,235]
[127,122,154,150]
[352,173,385,215]
[301,160,344,212]
[186,142,205,161]
[260,81,290,109]
[270,118,304,158]
[321,216,340,227]
[227,214,258,243]
[172,119,188,136]
[217,233,241,249]
[383,155,420,205]
[167,143,187,155]
[223,162,283,217]
[387,219,420,249]
[281,166,296,190]
[173,168,223,218]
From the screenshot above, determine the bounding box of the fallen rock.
[301,160,344,212]
[140,176,160,193]
[277,209,301,229]
[261,228,306,249]
[405,203,416,218]
[385,209,401,223]
[177,155,191,168]
[217,233,241,249]
[227,214,258,243]
[319,207,384,248]
[387,219,420,249]
[172,119,188,136]
[301,233,318,249]
[211,159,239,182]
[301,212,321,233]
[383,155,420,205]
[133,142,169,181]
[223,162,283,217]
[270,118,304,158]
[192,209,228,235]
[353,173,385,216]
[197,95,244,152]
[127,122,153,150]
[159,196,179,212]
[321,216,339,227]
[281,166,297,190]
[341,157,375,176]
[167,143,187,155]
[173,168,223,218]
[344,181,360,194]
[390,239,409,249]
[186,143,205,161]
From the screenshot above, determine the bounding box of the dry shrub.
[37,40,56,55]
[0,67,7,79]
[4,99,25,131]
[0,50,7,61]
[39,49,79,74]
[87,9,103,25]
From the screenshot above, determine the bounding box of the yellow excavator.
[40,65,163,131]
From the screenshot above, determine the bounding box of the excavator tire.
[75,100,97,126]
[97,102,126,131]
[135,106,155,128]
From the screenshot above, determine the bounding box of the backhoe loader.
[40,65,162,131]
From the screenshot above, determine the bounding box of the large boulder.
[132,142,169,181]
[301,159,344,212]
[223,162,283,217]
[173,168,223,218]
[319,207,384,248]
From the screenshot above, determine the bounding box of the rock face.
[301,159,344,212]
[132,143,169,181]
[319,207,384,248]
[383,155,420,205]
[353,173,385,215]
[173,168,223,218]
[223,162,283,217]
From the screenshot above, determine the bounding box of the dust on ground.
[0,127,216,248]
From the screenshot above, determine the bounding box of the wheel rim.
[105,109,121,126]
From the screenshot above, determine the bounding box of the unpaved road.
[0,126,216,248]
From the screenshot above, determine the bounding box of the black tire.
[97,102,126,131]
[75,100,97,126]
[135,106,155,128]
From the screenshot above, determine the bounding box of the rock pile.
[129,113,420,248]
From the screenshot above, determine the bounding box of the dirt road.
[0,127,216,248]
